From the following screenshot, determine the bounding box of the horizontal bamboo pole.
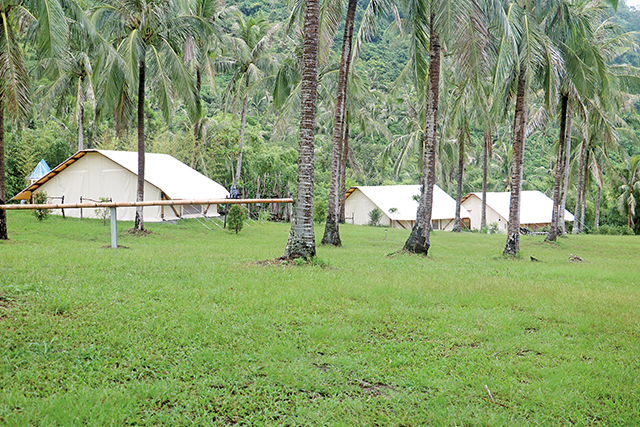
[0,198,293,211]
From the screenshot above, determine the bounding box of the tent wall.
[461,195,508,232]
[345,189,392,226]
[35,152,164,221]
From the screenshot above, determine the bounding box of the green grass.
[1,211,639,426]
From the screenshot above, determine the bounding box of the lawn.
[1,211,639,426]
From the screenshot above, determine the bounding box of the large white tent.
[344,185,471,230]
[461,191,575,232]
[12,150,229,221]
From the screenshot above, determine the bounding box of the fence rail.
[0,198,294,248]
[0,198,293,210]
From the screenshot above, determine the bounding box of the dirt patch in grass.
[126,228,153,236]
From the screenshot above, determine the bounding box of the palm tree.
[617,156,640,229]
[322,0,399,246]
[321,0,357,247]
[218,13,280,189]
[283,0,320,259]
[93,0,200,231]
[498,0,560,256]
[39,24,99,151]
[183,0,235,164]
[1,0,68,240]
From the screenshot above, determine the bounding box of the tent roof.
[346,185,470,221]
[28,159,51,181]
[12,150,229,201]
[462,191,575,223]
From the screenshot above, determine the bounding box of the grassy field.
[1,211,639,426]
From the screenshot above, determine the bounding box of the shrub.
[258,209,271,222]
[227,205,247,234]
[482,222,499,234]
[599,224,635,235]
[33,192,51,221]
[314,200,327,223]
[94,197,112,225]
[368,208,382,226]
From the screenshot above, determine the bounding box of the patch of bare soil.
[126,228,153,236]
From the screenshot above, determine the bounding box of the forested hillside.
[1,0,640,235]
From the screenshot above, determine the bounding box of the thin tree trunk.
[283,0,319,259]
[134,59,146,231]
[404,17,440,255]
[573,135,586,234]
[581,148,590,233]
[546,92,568,242]
[0,99,7,240]
[594,183,601,232]
[339,116,349,223]
[235,75,250,187]
[452,130,464,232]
[559,109,572,235]
[481,125,491,230]
[322,0,357,246]
[78,80,85,151]
[192,67,202,168]
[504,67,527,256]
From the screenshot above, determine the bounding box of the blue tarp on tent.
[28,159,51,181]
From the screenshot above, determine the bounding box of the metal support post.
[110,207,118,249]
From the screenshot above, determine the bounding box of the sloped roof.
[464,191,575,223]
[347,185,470,221]
[13,150,229,201]
[97,150,229,200]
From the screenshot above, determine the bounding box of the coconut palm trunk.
[404,17,440,255]
[546,92,569,242]
[594,182,601,232]
[134,59,146,232]
[581,148,591,233]
[322,0,358,246]
[235,74,250,188]
[559,109,572,234]
[339,116,349,223]
[573,136,586,234]
[283,0,319,259]
[78,81,85,151]
[481,125,491,230]
[0,100,6,240]
[452,131,465,232]
[504,67,527,256]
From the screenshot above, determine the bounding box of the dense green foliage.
[1,212,639,424]
[227,205,247,234]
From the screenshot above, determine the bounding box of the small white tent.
[12,150,229,221]
[344,185,471,230]
[461,191,575,232]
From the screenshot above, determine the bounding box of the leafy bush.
[94,197,112,225]
[482,222,499,234]
[258,209,271,222]
[368,208,382,226]
[598,225,635,235]
[227,205,247,234]
[33,192,51,221]
[314,200,327,223]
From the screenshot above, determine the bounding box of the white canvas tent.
[12,150,229,221]
[344,185,471,230]
[461,191,575,232]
